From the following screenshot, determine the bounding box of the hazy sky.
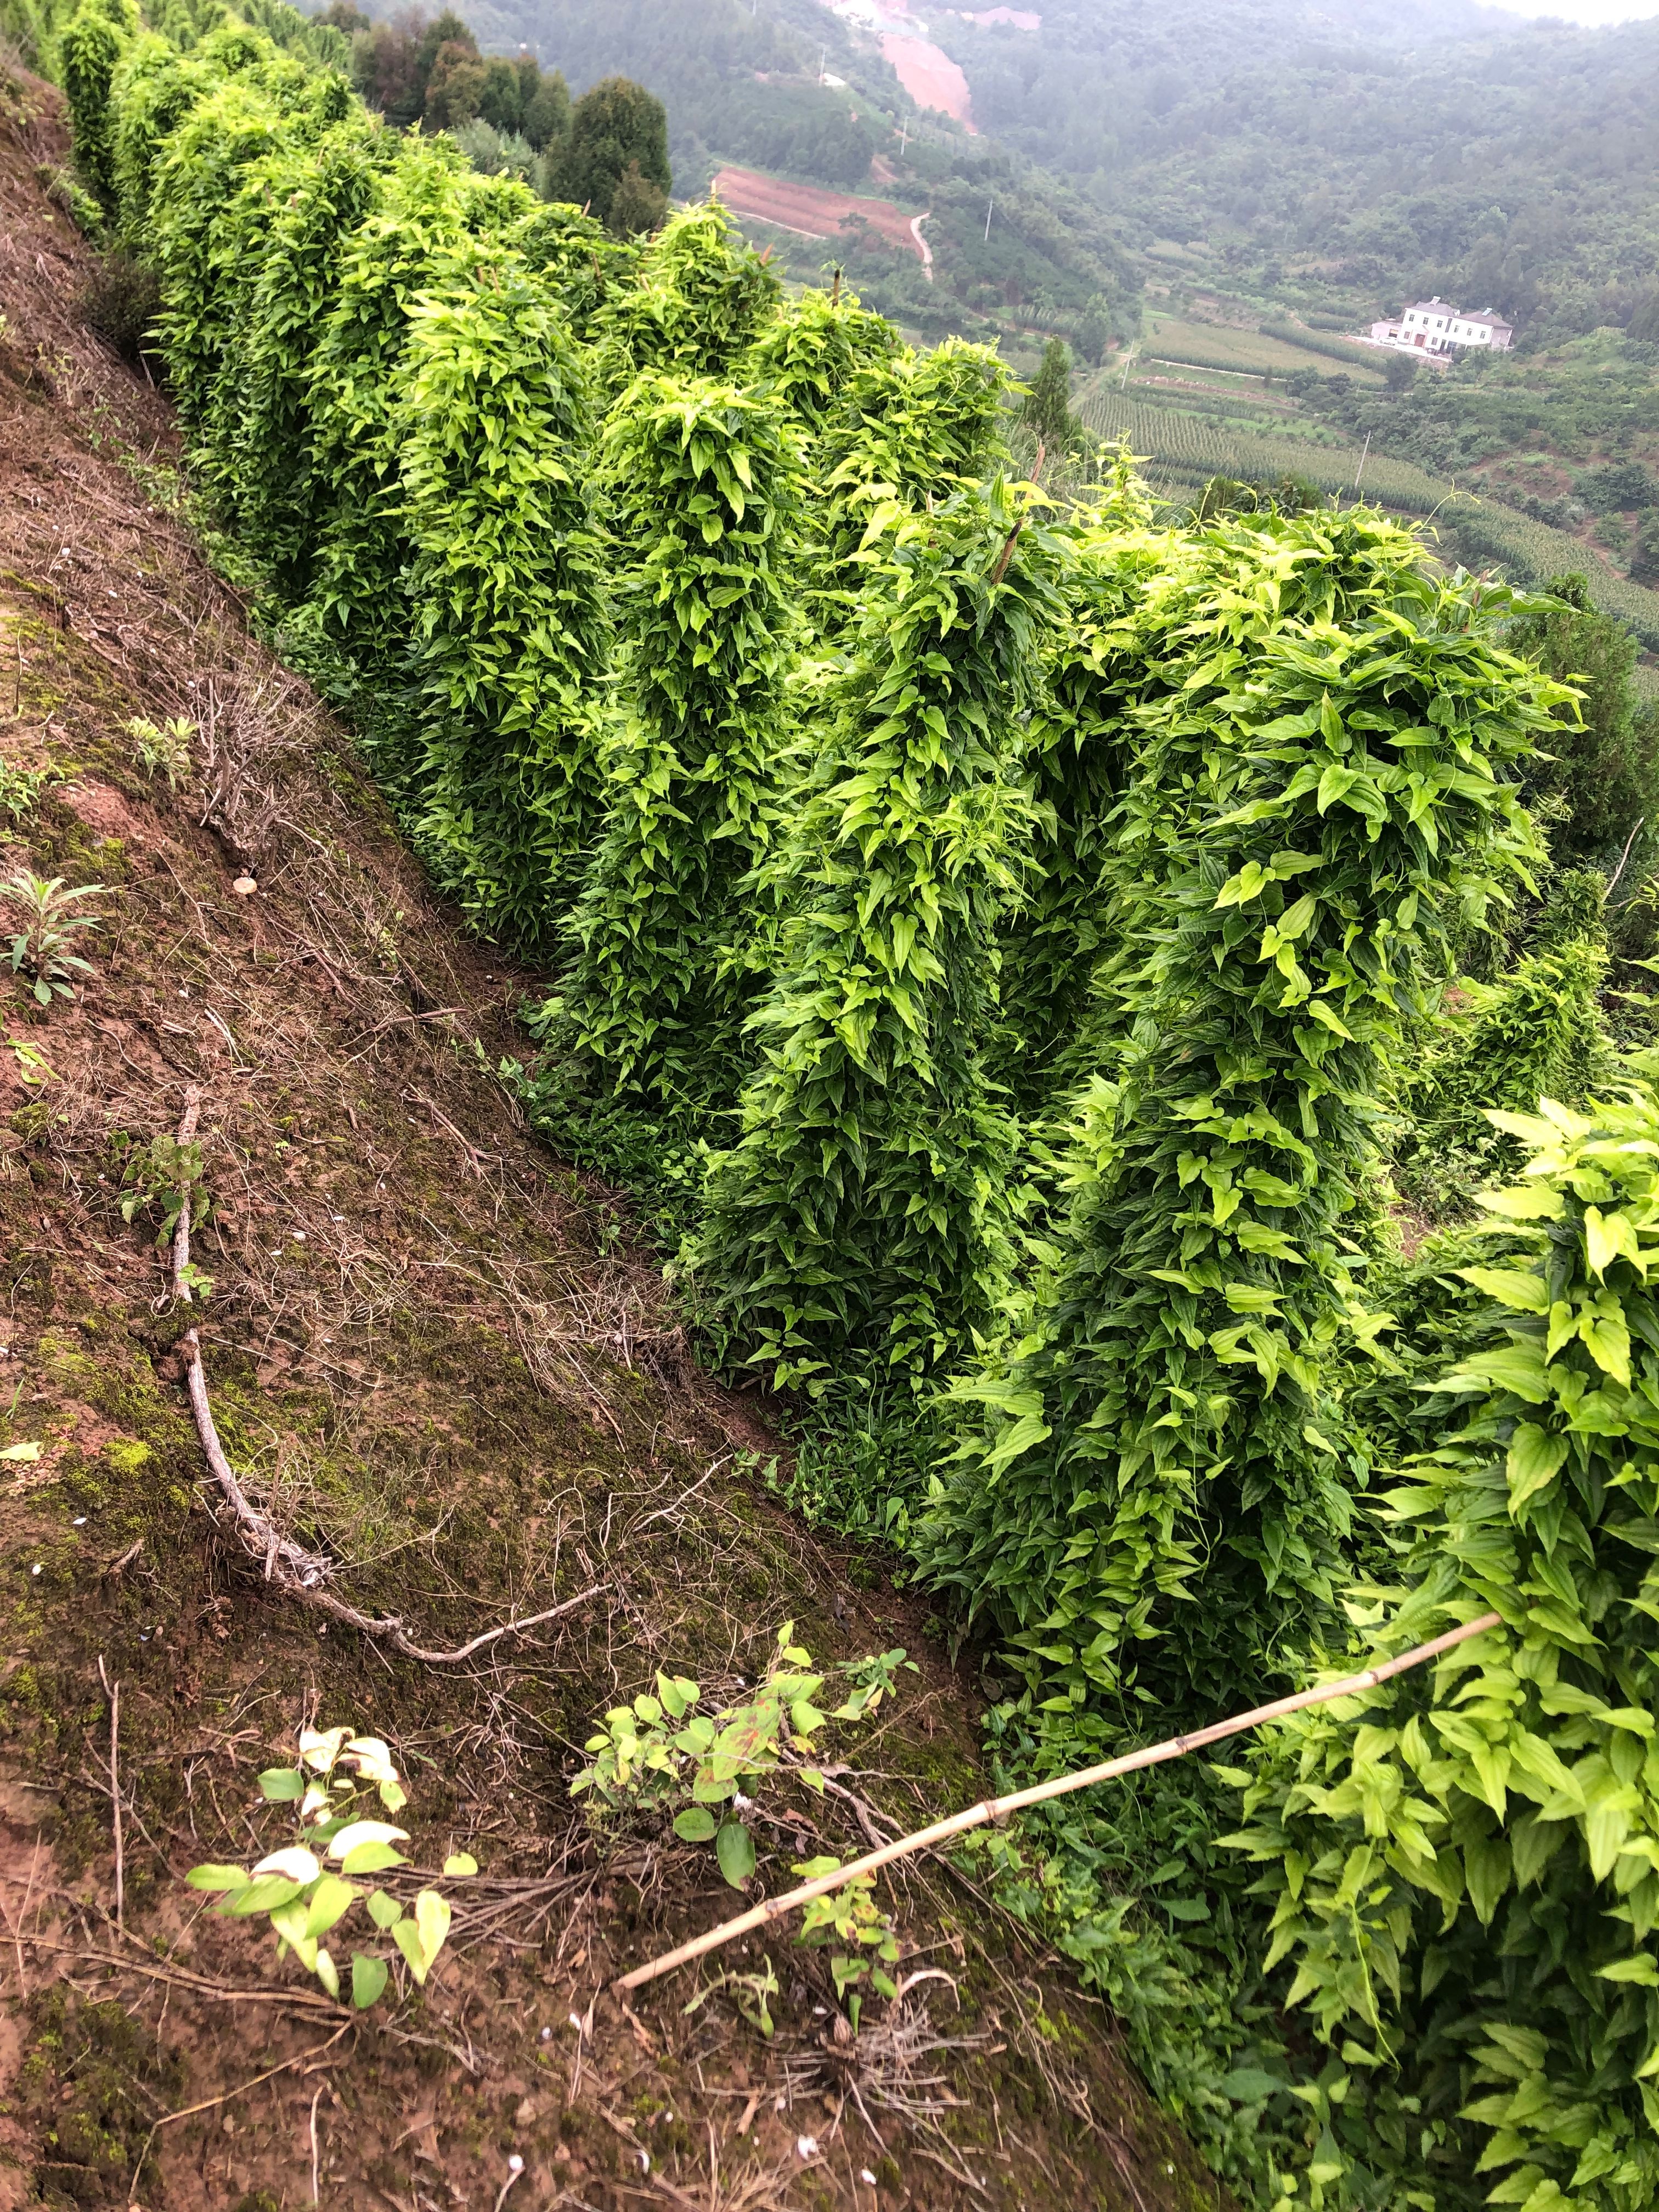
[1482,0,1659,18]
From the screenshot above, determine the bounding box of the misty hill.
[933,0,1659,342]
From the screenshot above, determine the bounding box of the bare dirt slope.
[0,64,1227,2212]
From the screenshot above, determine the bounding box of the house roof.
[1403,300,1513,328]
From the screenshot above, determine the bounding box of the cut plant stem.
[615,1609,1505,1993]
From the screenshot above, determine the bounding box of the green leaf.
[257,1768,304,1801]
[365,1889,403,1930]
[1506,1424,1568,1515]
[1458,1269,1549,1315]
[393,1918,428,1983]
[715,1820,757,1889]
[674,1807,718,1842]
[341,1840,407,1875]
[442,1852,478,1878]
[304,1874,357,1940]
[1596,1954,1659,1984]
[185,1864,249,1893]
[351,1952,388,2008]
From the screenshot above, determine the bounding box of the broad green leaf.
[674,1807,718,1842]
[1506,1424,1568,1515]
[351,1952,388,2008]
[185,1864,249,1893]
[715,1820,757,1888]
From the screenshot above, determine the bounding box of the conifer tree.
[1020,336,1075,448]
[920,551,1570,1717]
[689,481,1060,1390]
[561,375,800,1102]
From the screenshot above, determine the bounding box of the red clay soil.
[878,33,976,129]
[712,165,926,259]
[0,60,1231,2212]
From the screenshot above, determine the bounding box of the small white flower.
[796,2135,819,2159]
[861,2172,877,2187]
[72,1518,86,1527]
[30,1565,41,1577]
[732,1790,753,1810]
[507,2154,524,2174]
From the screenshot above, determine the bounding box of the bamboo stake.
[616,1607,1504,1994]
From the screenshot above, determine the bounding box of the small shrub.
[0,756,66,828]
[3,874,104,1006]
[125,713,193,787]
[184,1724,476,2006]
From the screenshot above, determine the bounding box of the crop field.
[1138,313,1385,384]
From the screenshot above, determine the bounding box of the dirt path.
[0,60,1228,2212]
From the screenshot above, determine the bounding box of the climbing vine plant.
[1227,1090,1659,2211]
[920,533,1572,1718]
[688,480,1060,1391]
[560,373,802,1103]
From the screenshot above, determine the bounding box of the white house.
[1386,298,1514,354]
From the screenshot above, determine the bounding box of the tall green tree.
[1020,336,1076,448]
[562,376,800,1103]
[553,72,669,232]
[689,482,1059,1391]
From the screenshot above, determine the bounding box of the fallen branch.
[163,1097,604,1663]
[616,1608,1505,1994]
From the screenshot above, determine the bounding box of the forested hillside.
[938,0,1659,343]
[10,0,1659,2207]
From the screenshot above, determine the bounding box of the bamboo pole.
[616,1607,1504,1994]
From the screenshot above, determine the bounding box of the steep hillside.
[0,65,1220,2212]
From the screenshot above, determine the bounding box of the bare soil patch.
[712,168,927,261]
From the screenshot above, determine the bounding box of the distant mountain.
[924,0,1659,340]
